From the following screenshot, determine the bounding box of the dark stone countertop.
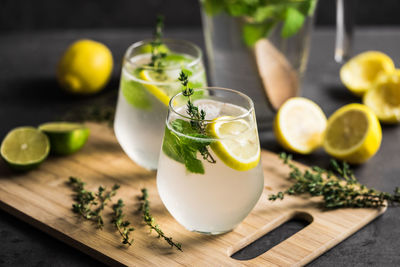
[0,27,400,266]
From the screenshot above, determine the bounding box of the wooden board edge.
[299,206,387,266]
[0,199,125,267]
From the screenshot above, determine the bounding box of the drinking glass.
[157,87,264,234]
[114,39,207,170]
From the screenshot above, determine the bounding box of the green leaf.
[162,126,185,164]
[253,5,279,22]
[162,119,213,174]
[281,7,305,38]
[202,0,225,16]
[121,75,152,110]
[242,21,276,46]
[296,0,318,16]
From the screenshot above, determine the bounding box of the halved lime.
[207,116,260,171]
[1,127,50,171]
[39,122,90,155]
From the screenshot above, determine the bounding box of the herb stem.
[138,188,182,251]
[112,199,135,246]
[269,153,400,208]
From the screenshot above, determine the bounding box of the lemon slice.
[139,70,171,106]
[1,127,50,171]
[208,116,260,171]
[274,97,327,154]
[363,70,400,123]
[340,51,395,96]
[323,103,382,164]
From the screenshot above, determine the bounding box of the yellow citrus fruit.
[274,97,327,154]
[340,51,395,96]
[363,70,400,123]
[57,39,113,95]
[323,103,382,164]
[208,116,260,171]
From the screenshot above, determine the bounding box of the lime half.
[39,122,90,155]
[208,116,260,171]
[1,127,50,171]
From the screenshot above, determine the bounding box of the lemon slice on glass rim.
[207,116,260,171]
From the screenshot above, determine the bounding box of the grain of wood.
[0,123,386,266]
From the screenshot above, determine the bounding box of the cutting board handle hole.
[230,212,312,261]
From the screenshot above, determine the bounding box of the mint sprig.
[162,71,216,174]
[202,0,317,46]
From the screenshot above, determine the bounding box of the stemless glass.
[114,39,207,170]
[157,87,264,234]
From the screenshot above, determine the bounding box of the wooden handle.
[254,39,299,110]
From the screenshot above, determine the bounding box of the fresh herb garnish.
[138,188,182,251]
[178,71,216,164]
[149,15,168,71]
[112,199,135,246]
[202,0,317,46]
[162,71,215,174]
[269,153,400,208]
[67,177,120,229]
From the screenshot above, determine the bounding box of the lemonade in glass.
[157,82,264,234]
[114,39,206,170]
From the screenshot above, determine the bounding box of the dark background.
[0,0,400,31]
[1,0,400,267]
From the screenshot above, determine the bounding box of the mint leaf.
[242,21,276,46]
[253,5,278,22]
[281,7,305,38]
[162,119,213,174]
[202,0,225,16]
[162,125,185,164]
[121,75,151,110]
[296,0,318,16]
[182,146,205,174]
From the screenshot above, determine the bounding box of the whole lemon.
[57,39,113,95]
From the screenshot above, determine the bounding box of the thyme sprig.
[138,188,182,251]
[269,153,400,208]
[67,177,119,229]
[178,71,216,164]
[149,15,167,71]
[112,199,135,246]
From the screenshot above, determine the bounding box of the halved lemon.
[340,51,395,96]
[139,70,171,106]
[274,97,327,154]
[207,116,260,171]
[323,103,382,164]
[363,70,400,123]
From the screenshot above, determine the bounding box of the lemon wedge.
[323,103,382,164]
[363,70,400,123]
[340,51,395,96]
[208,116,260,171]
[139,70,171,106]
[274,97,327,154]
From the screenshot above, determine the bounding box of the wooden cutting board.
[0,123,386,266]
